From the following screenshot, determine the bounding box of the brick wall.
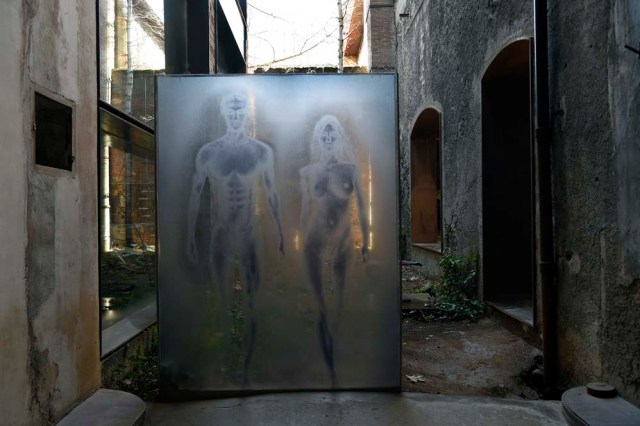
[109,147,156,248]
[367,0,395,70]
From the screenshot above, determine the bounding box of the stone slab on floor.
[57,389,145,426]
[145,392,567,425]
[401,293,430,310]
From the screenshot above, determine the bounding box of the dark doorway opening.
[482,39,535,325]
[411,108,442,251]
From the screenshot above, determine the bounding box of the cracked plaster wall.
[0,0,100,424]
[396,0,640,403]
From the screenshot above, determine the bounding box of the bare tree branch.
[251,34,277,62]
[248,3,295,24]
[132,0,164,51]
[248,1,359,69]
[252,26,339,68]
[296,16,338,51]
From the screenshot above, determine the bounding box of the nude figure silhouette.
[299,115,369,386]
[187,93,284,383]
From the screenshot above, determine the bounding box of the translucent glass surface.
[157,75,399,393]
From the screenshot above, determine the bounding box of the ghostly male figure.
[187,93,284,382]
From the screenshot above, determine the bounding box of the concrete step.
[402,292,430,310]
[57,389,145,426]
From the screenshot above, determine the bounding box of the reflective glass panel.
[98,0,165,127]
[99,108,157,356]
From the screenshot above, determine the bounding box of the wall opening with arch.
[410,108,442,251]
[481,39,535,325]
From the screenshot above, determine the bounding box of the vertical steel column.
[164,0,189,74]
[165,0,220,74]
[534,0,557,392]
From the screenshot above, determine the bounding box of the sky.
[247,0,341,70]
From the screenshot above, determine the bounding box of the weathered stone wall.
[549,0,640,402]
[0,0,100,424]
[606,0,640,402]
[395,0,532,270]
[396,0,640,403]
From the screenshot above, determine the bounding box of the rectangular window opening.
[35,92,73,171]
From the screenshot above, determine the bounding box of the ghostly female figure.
[299,115,369,385]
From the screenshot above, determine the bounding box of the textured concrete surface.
[0,1,32,423]
[145,392,566,425]
[402,318,542,399]
[26,0,101,420]
[409,245,442,281]
[57,389,145,426]
[0,0,100,424]
[604,0,640,403]
[548,0,640,402]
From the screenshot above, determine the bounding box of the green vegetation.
[111,341,159,401]
[424,224,484,321]
[406,283,432,294]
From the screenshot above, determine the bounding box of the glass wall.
[98,0,165,127]
[98,0,164,355]
[99,108,158,356]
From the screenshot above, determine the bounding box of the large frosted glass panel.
[157,75,399,394]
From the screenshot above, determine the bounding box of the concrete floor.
[402,317,542,398]
[400,265,542,399]
[140,267,556,425]
[144,392,567,425]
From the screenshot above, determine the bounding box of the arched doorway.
[482,39,535,324]
[411,108,442,250]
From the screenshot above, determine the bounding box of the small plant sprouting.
[424,224,484,321]
[112,341,159,400]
